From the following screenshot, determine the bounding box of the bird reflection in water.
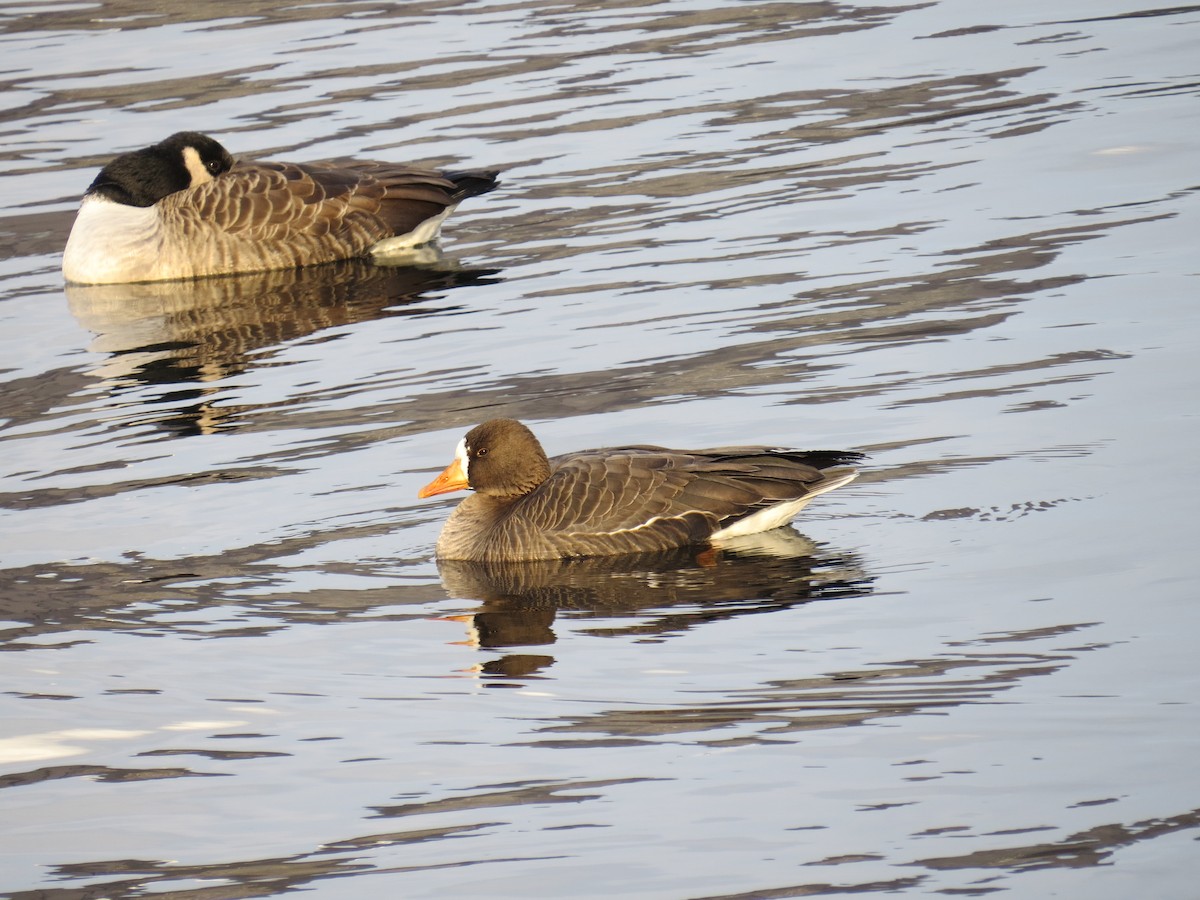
[66,258,499,436]
[434,531,872,679]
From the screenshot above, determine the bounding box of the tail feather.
[443,170,500,201]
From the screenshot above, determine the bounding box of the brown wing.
[309,160,491,235]
[157,161,475,275]
[512,447,860,556]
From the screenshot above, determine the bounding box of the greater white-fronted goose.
[62,131,498,284]
[418,418,863,561]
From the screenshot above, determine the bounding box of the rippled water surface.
[2,1,1198,897]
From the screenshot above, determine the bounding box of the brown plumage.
[63,132,498,283]
[418,418,863,561]
[171,159,488,274]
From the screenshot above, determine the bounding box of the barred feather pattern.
[430,420,862,561]
[149,160,491,279]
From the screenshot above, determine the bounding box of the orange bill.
[418,456,469,498]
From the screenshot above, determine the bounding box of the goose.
[417,418,863,561]
[62,131,498,284]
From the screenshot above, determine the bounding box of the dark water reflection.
[64,261,499,434]
[436,534,871,676]
[528,620,1096,747]
[0,542,441,651]
[66,261,496,383]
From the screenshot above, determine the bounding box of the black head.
[85,131,235,207]
[464,418,553,498]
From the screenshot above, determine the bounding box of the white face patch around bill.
[181,146,214,187]
[455,437,471,485]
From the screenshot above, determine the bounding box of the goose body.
[62,131,498,284]
[418,418,863,561]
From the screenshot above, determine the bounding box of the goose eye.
[476,447,488,457]
[206,159,222,174]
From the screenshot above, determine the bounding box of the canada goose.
[62,131,498,284]
[418,418,862,561]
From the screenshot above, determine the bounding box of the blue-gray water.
[1,1,1198,897]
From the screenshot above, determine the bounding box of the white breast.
[62,197,163,284]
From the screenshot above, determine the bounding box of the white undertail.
[709,469,858,540]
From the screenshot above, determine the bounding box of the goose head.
[418,419,553,500]
[85,131,235,207]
